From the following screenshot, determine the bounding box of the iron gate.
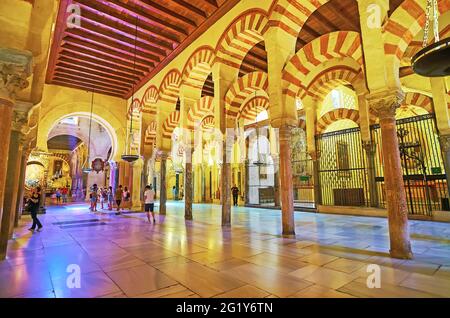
[370,113,448,216]
[316,127,370,207]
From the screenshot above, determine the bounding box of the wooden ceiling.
[236,0,405,78]
[46,0,239,98]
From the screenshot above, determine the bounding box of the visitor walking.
[61,187,68,203]
[89,184,98,212]
[144,185,156,223]
[55,188,61,205]
[99,187,108,209]
[123,186,131,209]
[231,184,239,206]
[28,187,43,232]
[115,185,123,215]
[172,186,177,200]
[107,186,114,210]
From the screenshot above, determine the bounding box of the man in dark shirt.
[231,185,239,206]
[28,187,43,231]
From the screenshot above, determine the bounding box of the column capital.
[439,134,450,152]
[0,48,33,103]
[11,109,30,133]
[366,88,404,119]
[362,140,376,154]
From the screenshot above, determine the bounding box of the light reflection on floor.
[1,201,450,298]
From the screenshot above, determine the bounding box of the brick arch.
[142,85,159,115]
[299,65,362,101]
[384,0,449,63]
[187,96,214,129]
[159,69,182,104]
[162,111,180,140]
[181,46,215,92]
[283,31,363,98]
[268,0,329,38]
[239,96,270,121]
[404,92,433,113]
[215,9,269,70]
[225,71,269,118]
[316,108,360,134]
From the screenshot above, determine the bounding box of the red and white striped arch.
[127,98,142,119]
[283,31,363,98]
[384,0,449,63]
[238,96,270,122]
[201,115,215,133]
[225,71,269,118]
[404,92,433,113]
[144,121,157,145]
[181,46,215,91]
[162,111,180,140]
[142,85,159,115]
[316,108,360,134]
[299,66,362,101]
[268,0,329,38]
[159,69,182,104]
[215,10,268,69]
[186,96,214,129]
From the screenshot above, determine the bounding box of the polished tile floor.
[1,202,450,298]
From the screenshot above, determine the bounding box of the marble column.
[221,139,232,226]
[279,124,295,235]
[438,135,450,197]
[131,158,143,211]
[39,169,48,214]
[310,152,322,207]
[159,153,168,215]
[1,114,26,256]
[368,91,413,259]
[272,154,281,207]
[15,148,29,227]
[184,147,193,220]
[0,49,32,260]
[362,140,379,207]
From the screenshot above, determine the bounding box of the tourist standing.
[28,187,43,232]
[144,185,156,223]
[99,187,107,209]
[231,185,239,206]
[123,186,131,209]
[172,186,177,200]
[115,185,123,215]
[89,184,98,212]
[107,186,114,210]
[61,187,68,203]
[55,188,61,205]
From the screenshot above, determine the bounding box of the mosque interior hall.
[1,0,450,299]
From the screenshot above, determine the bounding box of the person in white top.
[144,185,156,223]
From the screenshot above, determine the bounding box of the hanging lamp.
[122,14,140,163]
[82,90,94,173]
[411,0,450,77]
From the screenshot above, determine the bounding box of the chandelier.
[411,0,450,77]
[121,15,140,163]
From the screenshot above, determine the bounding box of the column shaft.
[0,129,22,257]
[15,152,28,226]
[221,139,232,226]
[379,114,412,259]
[184,159,193,220]
[160,156,167,214]
[279,125,295,235]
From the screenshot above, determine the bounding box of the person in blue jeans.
[28,187,43,232]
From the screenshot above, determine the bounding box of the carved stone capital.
[366,88,404,120]
[439,134,450,153]
[362,140,376,155]
[0,48,33,102]
[11,109,29,132]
